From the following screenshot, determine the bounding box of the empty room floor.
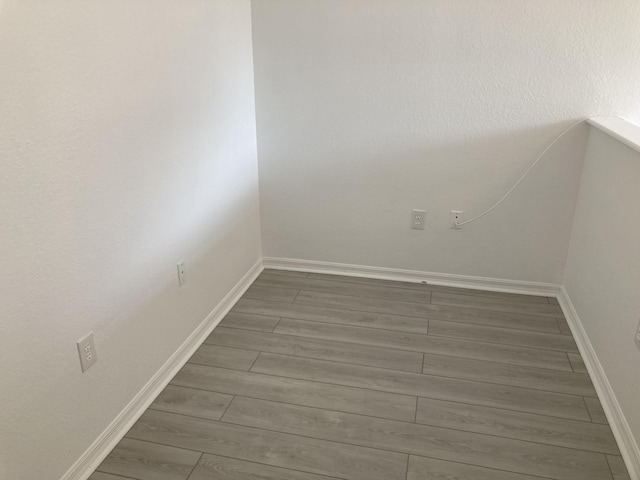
[90,269,631,480]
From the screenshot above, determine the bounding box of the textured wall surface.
[564,127,640,452]
[252,0,640,283]
[0,1,260,478]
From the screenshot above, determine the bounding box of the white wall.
[252,0,640,283]
[0,1,261,479]
[564,126,640,454]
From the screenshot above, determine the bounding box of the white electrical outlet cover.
[77,332,98,372]
[411,209,426,230]
[450,210,463,229]
[177,261,186,286]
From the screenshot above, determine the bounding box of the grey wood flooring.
[90,269,631,480]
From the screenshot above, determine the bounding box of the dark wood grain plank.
[244,285,299,303]
[607,455,631,480]
[421,352,595,396]
[127,410,407,480]
[306,273,549,304]
[416,397,618,454]
[294,290,434,317]
[189,454,337,480]
[251,353,590,420]
[585,397,609,424]
[206,326,423,373]
[274,318,572,371]
[407,456,542,480]
[280,291,562,333]
[233,298,430,333]
[171,363,416,422]
[219,312,281,332]
[431,292,564,318]
[263,269,309,278]
[222,397,610,480]
[148,385,232,421]
[429,320,579,352]
[95,438,200,480]
[89,473,136,480]
[568,353,588,374]
[255,273,432,304]
[188,344,259,371]
[558,318,573,335]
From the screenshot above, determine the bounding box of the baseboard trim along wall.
[558,286,640,480]
[262,257,561,297]
[60,258,264,480]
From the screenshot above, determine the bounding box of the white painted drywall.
[0,1,261,478]
[252,0,640,283]
[564,125,640,453]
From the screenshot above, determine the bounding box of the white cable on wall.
[455,117,605,227]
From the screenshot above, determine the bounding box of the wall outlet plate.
[77,332,97,372]
[635,319,640,348]
[450,210,463,229]
[411,210,426,230]
[177,261,186,286]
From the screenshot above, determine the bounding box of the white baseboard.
[262,257,561,297]
[558,286,640,480]
[60,258,264,480]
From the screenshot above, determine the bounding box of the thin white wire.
[456,118,588,227]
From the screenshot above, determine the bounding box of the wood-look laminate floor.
[90,269,631,480]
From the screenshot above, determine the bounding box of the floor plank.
[206,326,423,373]
[274,318,572,371]
[421,352,595,396]
[95,438,201,480]
[148,385,232,421]
[607,455,632,480]
[429,319,579,352]
[568,352,588,374]
[255,273,433,304]
[171,363,417,422]
[558,318,573,335]
[244,285,299,303]
[127,410,408,480]
[431,292,564,318]
[295,290,435,317]
[407,455,543,480]
[251,353,590,420]
[285,291,563,333]
[89,473,136,480]
[233,298,430,333]
[222,396,610,480]
[306,273,549,304]
[188,454,338,480]
[219,312,281,332]
[188,344,259,371]
[585,397,609,424]
[263,269,309,278]
[416,397,619,454]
